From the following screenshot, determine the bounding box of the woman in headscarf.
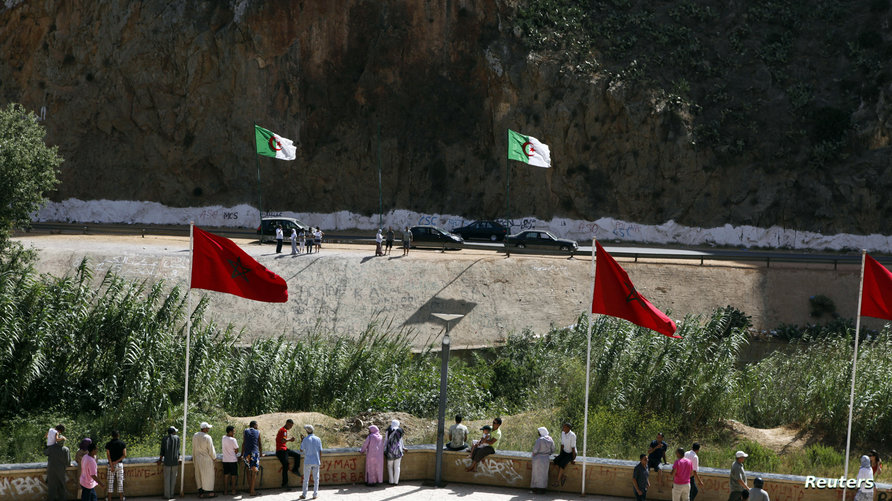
[384,419,405,485]
[855,455,875,501]
[75,437,92,483]
[360,425,385,486]
[530,427,555,493]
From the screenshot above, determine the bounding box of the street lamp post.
[431,313,464,488]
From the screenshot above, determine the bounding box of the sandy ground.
[12,231,886,349]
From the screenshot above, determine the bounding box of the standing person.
[80,443,105,501]
[855,456,874,501]
[299,229,306,254]
[275,224,284,253]
[467,417,502,472]
[869,450,883,478]
[647,432,668,486]
[728,451,749,501]
[385,227,394,255]
[633,454,650,501]
[300,425,322,500]
[375,229,384,256]
[530,427,554,494]
[554,422,577,486]
[360,425,384,487]
[276,419,302,489]
[290,228,298,255]
[193,422,217,498]
[402,226,412,256]
[221,425,240,495]
[685,443,704,500]
[45,435,71,501]
[316,227,324,251]
[157,426,180,501]
[446,415,469,451]
[104,431,127,501]
[384,420,406,485]
[75,438,93,489]
[671,448,693,501]
[242,421,263,496]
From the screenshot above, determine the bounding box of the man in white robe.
[193,422,217,497]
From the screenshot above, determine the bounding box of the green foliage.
[0,103,62,246]
[736,439,782,472]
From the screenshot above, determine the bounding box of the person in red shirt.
[275,419,302,489]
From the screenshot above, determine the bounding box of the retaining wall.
[2,446,887,500]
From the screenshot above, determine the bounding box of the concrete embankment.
[15,233,884,348]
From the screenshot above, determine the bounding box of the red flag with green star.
[191,226,288,303]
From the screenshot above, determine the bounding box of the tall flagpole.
[180,222,195,496]
[254,122,264,238]
[581,237,596,495]
[505,130,511,234]
[842,249,867,500]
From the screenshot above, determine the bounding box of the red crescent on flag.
[522,141,536,157]
[268,136,282,151]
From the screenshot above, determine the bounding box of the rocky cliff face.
[1,0,890,235]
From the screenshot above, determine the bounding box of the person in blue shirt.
[300,424,323,499]
[242,421,263,496]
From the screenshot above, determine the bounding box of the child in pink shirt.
[79,443,104,501]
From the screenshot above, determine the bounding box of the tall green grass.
[3,256,892,476]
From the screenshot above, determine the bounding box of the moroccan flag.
[255,125,297,160]
[861,254,892,321]
[507,129,551,168]
[191,226,288,303]
[592,241,678,338]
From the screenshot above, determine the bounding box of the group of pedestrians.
[375,226,414,256]
[42,424,127,501]
[175,419,323,500]
[276,225,323,255]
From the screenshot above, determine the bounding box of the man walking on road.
[276,419,302,489]
[402,227,412,256]
[300,424,323,499]
[275,225,284,253]
[728,450,749,501]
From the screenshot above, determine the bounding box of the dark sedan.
[410,225,464,250]
[452,220,508,241]
[504,230,578,255]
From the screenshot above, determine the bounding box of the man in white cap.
[728,450,749,501]
[193,422,217,498]
[300,424,323,499]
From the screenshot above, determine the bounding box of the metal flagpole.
[180,222,195,496]
[254,122,264,238]
[842,249,867,500]
[377,123,383,228]
[505,130,511,234]
[581,237,596,495]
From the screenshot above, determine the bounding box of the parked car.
[256,217,309,243]
[504,230,578,254]
[452,220,509,241]
[409,225,464,249]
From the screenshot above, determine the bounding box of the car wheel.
[516,243,525,249]
[490,234,497,241]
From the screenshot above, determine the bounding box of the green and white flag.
[255,125,297,160]
[507,129,551,168]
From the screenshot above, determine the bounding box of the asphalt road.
[25,222,875,267]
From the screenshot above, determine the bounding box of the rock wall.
[0,0,890,236]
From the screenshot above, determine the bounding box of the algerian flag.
[255,125,297,160]
[507,129,551,168]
